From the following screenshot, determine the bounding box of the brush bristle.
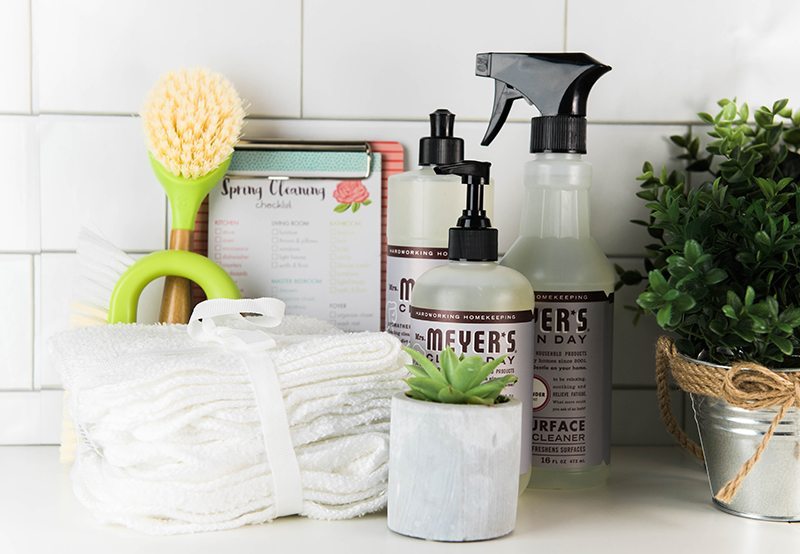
[71,228,136,327]
[142,68,245,180]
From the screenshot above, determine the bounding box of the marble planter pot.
[387,393,521,542]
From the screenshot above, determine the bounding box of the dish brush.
[142,68,245,324]
[62,228,241,462]
[61,228,136,462]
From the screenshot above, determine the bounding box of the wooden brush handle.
[159,228,193,324]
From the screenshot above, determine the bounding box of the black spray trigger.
[481,82,524,146]
[476,52,611,153]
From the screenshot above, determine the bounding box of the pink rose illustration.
[333,180,372,213]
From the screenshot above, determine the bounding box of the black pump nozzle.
[419,109,464,166]
[476,52,611,153]
[434,161,497,261]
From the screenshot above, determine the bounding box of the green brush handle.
[108,251,241,323]
[150,154,232,231]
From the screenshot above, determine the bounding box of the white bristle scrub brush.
[141,68,245,324]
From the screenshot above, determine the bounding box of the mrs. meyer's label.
[410,307,534,475]
[532,291,613,469]
[384,245,448,344]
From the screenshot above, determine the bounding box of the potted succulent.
[388,347,521,541]
[620,98,800,520]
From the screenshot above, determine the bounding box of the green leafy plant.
[620,98,800,366]
[403,347,517,405]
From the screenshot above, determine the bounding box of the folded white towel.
[50,314,407,535]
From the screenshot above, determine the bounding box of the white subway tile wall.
[0,0,31,113]
[0,116,39,252]
[38,116,166,251]
[36,253,164,389]
[1,0,792,443]
[302,0,565,120]
[567,0,800,122]
[0,256,33,390]
[33,0,302,116]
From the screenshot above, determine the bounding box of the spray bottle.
[386,110,494,344]
[476,52,613,489]
[409,160,534,491]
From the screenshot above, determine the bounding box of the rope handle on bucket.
[655,337,705,461]
[655,336,800,504]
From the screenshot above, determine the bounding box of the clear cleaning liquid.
[385,167,493,342]
[410,261,534,493]
[501,153,614,489]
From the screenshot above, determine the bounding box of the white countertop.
[0,446,795,553]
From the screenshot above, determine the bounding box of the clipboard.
[192,140,404,332]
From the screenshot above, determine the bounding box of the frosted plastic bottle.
[501,153,614,489]
[386,165,461,343]
[409,161,533,492]
[475,52,613,489]
[385,110,493,343]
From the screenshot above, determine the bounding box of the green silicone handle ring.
[107,250,241,324]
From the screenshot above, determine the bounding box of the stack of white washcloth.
[50,309,407,535]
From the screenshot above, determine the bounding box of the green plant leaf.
[334,203,351,213]
[740,103,750,121]
[465,395,495,406]
[403,347,447,385]
[600,96,800,364]
[440,347,459,387]
[779,308,800,326]
[406,377,444,400]
[648,270,669,294]
[683,239,702,264]
[656,304,673,328]
[437,386,467,403]
[698,112,714,124]
[464,375,518,400]
[673,294,696,313]
[704,268,727,285]
[670,135,687,147]
[405,364,429,379]
[723,305,737,319]
[773,336,794,356]
[464,355,507,391]
[721,102,737,120]
[451,356,488,391]
[745,286,755,306]
[754,109,773,128]
[773,99,789,114]
[783,128,800,146]
[754,230,771,247]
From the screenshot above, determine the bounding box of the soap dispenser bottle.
[385,110,493,344]
[477,52,613,489]
[409,160,534,491]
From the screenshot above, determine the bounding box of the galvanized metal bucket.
[689,359,800,521]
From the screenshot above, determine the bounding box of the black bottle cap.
[447,228,498,262]
[475,52,610,153]
[433,160,498,262]
[419,109,465,166]
[530,115,586,153]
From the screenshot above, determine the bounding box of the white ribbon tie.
[188,297,304,517]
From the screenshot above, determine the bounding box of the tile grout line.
[29,254,35,390]
[563,0,569,51]
[299,0,304,118]
[24,112,705,126]
[27,0,33,114]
